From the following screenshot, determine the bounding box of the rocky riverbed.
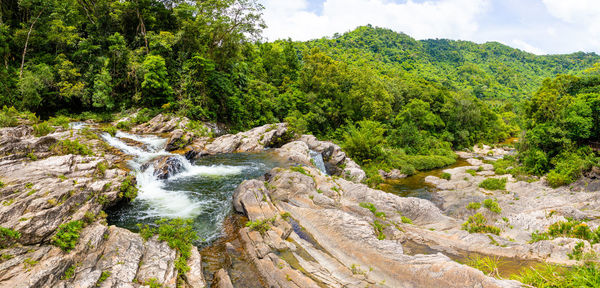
[1,114,599,287]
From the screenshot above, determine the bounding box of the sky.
[259,0,600,55]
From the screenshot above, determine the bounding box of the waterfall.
[310,150,328,175]
[101,131,245,219]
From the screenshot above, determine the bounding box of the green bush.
[466,202,481,210]
[401,216,412,224]
[466,169,477,176]
[0,106,19,127]
[479,178,507,190]
[52,139,93,156]
[342,120,386,165]
[246,217,275,235]
[133,108,159,124]
[48,115,71,129]
[529,219,600,243]
[119,175,138,200]
[33,121,55,137]
[462,213,501,235]
[483,199,502,214]
[405,154,456,171]
[155,218,198,273]
[441,172,451,180]
[512,262,600,288]
[116,120,133,130]
[102,126,117,137]
[52,220,83,252]
[546,151,590,188]
[0,227,21,248]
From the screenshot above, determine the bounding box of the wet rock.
[378,169,407,180]
[165,129,193,151]
[274,141,311,165]
[215,269,233,288]
[151,155,186,180]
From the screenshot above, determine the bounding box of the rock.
[341,159,366,182]
[215,269,233,288]
[232,166,520,287]
[274,141,311,165]
[378,169,407,180]
[150,155,186,179]
[133,114,189,134]
[0,124,200,288]
[165,129,193,151]
[190,123,291,155]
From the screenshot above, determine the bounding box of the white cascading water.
[101,131,245,219]
[310,150,328,175]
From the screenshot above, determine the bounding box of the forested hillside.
[0,0,598,184]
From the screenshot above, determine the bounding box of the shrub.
[0,227,21,248]
[0,181,4,188]
[441,172,451,180]
[133,108,159,124]
[52,220,83,252]
[479,178,507,190]
[102,126,117,137]
[466,169,477,176]
[401,216,413,224]
[466,202,481,210]
[462,213,501,235]
[246,217,275,235]
[119,175,138,200]
[530,219,600,243]
[33,122,55,137]
[405,154,456,171]
[342,120,386,165]
[546,151,590,188]
[61,264,76,280]
[512,262,600,288]
[0,106,19,127]
[48,115,71,129]
[116,120,132,130]
[483,199,502,214]
[52,139,93,156]
[155,218,198,273]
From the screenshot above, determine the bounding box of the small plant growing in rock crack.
[61,264,76,280]
[462,213,501,235]
[372,220,387,240]
[119,175,138,200]
[137,218,198,280]
[483,199,502,214]
[26,152,37,161]
[466,202,481,210]
[280,212,291,220]
[144,278,163,288]
[401,216,413,224]
[52,220,83,252]
[23,258,39,270]
[466,169,477,176]
[0,181,4,188]
[441,172,451,180]
[96,271,110,286]
[102,126,117,137]
[359,202,386,219]
[0,227,21,248]
[246,217,276,235]
[568,242,585,260]
[95,161,108,178]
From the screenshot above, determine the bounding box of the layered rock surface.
[0,124,204,288]
[231,165,520,287]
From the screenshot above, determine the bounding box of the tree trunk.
[19,9,44,79]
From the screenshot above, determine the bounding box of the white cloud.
[511,39,545,55]
[261,0,491,41]
[542,0,600,24]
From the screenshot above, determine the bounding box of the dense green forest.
[0,0,599,185]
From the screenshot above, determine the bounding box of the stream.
[100,130,534,285]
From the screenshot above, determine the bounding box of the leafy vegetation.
[462,213,501,235]
[465,255,504,278]
[512,262,600,288]
[0,227,21,248]
[51,220,83,252]
[245,217,275,235]
[530,219,600,244]
[479,178,507,190]
[52,139,93,156]
[119,175,138,200]
[483,199,502,214]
